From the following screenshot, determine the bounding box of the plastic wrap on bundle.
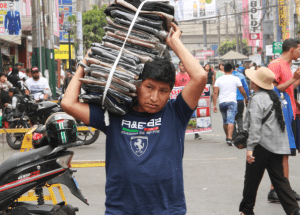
[122,0,174,16]
[80,78,137,97]
[110,10,163,30]
[102,35,159,56]
[91,43,141,64]
[88,52,143,75]
[112,30,167,56]
[106,17,159,42]
[79,94,128,115]
[103,42,153,64]
[81,84,133,103]
[104,4,164,23]
[114,18,168,40]
[91,46,139,66]
[85,76,131,93]
[90,70,137,92]
[114,0,174,31]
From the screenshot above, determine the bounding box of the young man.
[232,64,249,132]
[25,67,51,100]
[213,63,247,146]
[267,38,300,202]
[61,23,207,214]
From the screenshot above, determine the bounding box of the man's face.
[8,91,13,97]
[9,4,14,10]
[32,71,40,80]
[178,63,186,73]
[291,44,300,61]
[136,78,171,114]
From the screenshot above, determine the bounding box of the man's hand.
[245,99,248,107]
[4,29,8,35]
[293,68,300,80]
[246,151,255,164]
[165,23,181,49]
[213,105,217,113]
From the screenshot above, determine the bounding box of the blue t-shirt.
[232,71,249,101]
[89,93,194,215]
[274,87,296,149]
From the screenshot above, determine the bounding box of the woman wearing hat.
[239,67,300,215]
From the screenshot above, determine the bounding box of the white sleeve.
[214,78,219,87]
[12,97,18,109]
[236,77,242,87]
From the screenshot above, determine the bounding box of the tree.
[218,38,250,56]
[68,4,107,53]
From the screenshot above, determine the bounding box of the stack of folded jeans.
[79,0,174,115]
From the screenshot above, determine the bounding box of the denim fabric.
[219,102,237,124]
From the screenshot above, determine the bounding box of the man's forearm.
[213,93,217,106]
[277,78,297,92]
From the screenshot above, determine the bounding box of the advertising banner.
[170,85,213,134]
[54,44,75,60]
[169,0,216,21]
[0,1,22,36]
[59,3,73,42]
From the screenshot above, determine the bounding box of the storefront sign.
[249,0,261,34]
[0,1,22,36]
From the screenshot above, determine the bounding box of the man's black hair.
[0,73,7,78]
[141,57,176,90]
[252,62,257,67]
[235,64,240,69]
[179,60,182,65]
[224,63,233,73]
[8,87,15,93]
[282,38,300,53]
[11,67,19,76]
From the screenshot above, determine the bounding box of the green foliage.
[218,38,250,56]
[68,4,108,52]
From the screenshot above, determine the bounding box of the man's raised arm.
[61,56,90,125]
[166,23,207,110]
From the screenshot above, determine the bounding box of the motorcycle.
[3,95,100,150]
[0,125,89,214]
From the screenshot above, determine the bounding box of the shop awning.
[0,35,22,45]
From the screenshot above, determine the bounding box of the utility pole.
[273,0,278,42]
[76,0,84,61]
[289,0,295,38]
[225,3,229,39]
[217,9,221,62]
[234,0,239,52]
[203,21,207,48]
[98,0,102,8]
[239,14,243,54]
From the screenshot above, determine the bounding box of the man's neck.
[280,53,292,63]
[180,71,187,75]
[224,72,232,75]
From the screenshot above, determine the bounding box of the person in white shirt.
[213,63,248,146]
[26,67,51,100]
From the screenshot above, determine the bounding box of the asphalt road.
[1,109,300,215]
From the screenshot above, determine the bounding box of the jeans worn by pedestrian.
[219,101,237,125]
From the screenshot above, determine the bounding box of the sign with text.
[273,42,283,54]
[249,0,262,34]
[59,4,73,42]
[0,1,22,36]
[170,85,213,134]
[250,33,260,40]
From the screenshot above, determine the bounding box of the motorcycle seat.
[0,146,53,177]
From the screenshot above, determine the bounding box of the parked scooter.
[0,113,89,214]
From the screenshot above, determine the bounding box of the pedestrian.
[213,63,247,146]
[250,62,257,70]
[0,73,13,92]
[267,38,300,202]
[25,68,32,79]
[214,63,225,84]
[204,63,214,85]
[174,60,190,87]
[255,65,261,70]
[232,64,249,132]
[61,23,208,215]
[239,67,300,215]
[60,66,65,90]
[63,70,73,93]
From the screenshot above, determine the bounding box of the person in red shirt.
[268,38,300,202]
[175,61,190,87]
[175,61,201,140]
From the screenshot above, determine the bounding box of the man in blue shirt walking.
[233,64,249,132]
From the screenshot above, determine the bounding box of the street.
[1,109,299,215]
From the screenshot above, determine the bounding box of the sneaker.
[226,138,233,146]
[194,133,202,140]
[268,189,279,202]
[293,190,300,201]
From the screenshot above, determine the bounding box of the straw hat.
[245,67,275,90]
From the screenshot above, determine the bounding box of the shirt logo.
[130,136,148,157]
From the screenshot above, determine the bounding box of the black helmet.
[45,112,77,147]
